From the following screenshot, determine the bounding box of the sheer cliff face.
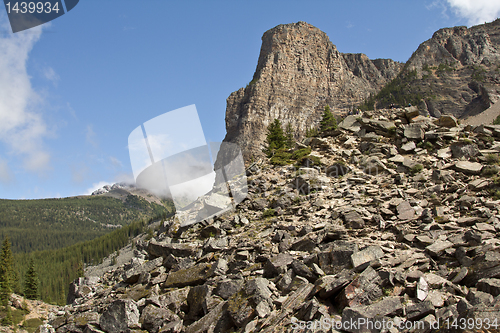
[222,21,402,162]
[403,19,500,118]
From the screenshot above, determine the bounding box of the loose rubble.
[39,109,500,332]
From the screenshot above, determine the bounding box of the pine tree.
[305,127,318,138]
[24,258,39,300]
[319,105,337,132]
[0,237,13,325]
[11,269,22,296]
[77,260,84,277]
[285,122,295,149]
[263,119,286,157]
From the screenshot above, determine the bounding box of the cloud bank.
[0,15,50,179]
[446,0,500,26]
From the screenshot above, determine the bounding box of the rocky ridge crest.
[402,19,500,119]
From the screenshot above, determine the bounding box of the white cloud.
[446,0,500,25]
[0,15,51,174]
[113,172,135,185]
[0,158,14,185]
[43,66,59,85]
[85,180,110,195]
[109,156,123,169]
[71,163,90,184]
[426,0,450,19]
[67,103,77,120]
[86,124,98,148]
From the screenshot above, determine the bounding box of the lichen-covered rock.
[163,263,212,288]
[99,300,140,333]
[139,304,179,333]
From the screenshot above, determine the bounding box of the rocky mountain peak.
[223,21,402,162]
[396,19,500,119]
[407,19,500,70]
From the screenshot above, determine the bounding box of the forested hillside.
[0,194,174,253]
[11,215,163,304]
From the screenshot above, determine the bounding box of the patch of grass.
[291,147,312,161]
[423,141,434,151]
[471,65,487,82]
[410,164,424,175]
[246,78,258,88]
[435,62,454,76]
[11,309,28,326]
[270,150,293,166]
[487,154,500,165]
[296,155,322,167]
[493,115,500,125]
[434,216,444,223]
[262,209,276,218]
[383,287,393,296]
[145,227,154,240]
[490,189,500,200]
[22,318,44,333]
[482,165,499,177]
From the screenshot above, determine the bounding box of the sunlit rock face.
[222,21,402,163]
[395,19,500,119]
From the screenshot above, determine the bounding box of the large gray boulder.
[140,304,179,333]
[163,263,212,288]
[99,300,140,333]
[437,115,458,128]
[339,115,362,132]
[404,124,425,140]
[341,297,403,333]
[450,142,479,158]
[122,257,163,284]
[455,161,483,175]
[264,253,294,278]
[147,240,196,259]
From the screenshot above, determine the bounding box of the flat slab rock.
[343,210,365,229]
[351,246,384,271]
[477,278,500,297]
[426,240,453,256]
[163,263,212,288]
[455,161,483,175]
[397,201,415,220]
[341,297,403,332]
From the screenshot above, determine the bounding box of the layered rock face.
[222,21,402,162]
[403,19,500,118]
[222,20,500,163]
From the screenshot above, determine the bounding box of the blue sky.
[0,0,499,199]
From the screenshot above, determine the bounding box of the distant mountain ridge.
[222,20,500,162]
[0,184,174,253]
